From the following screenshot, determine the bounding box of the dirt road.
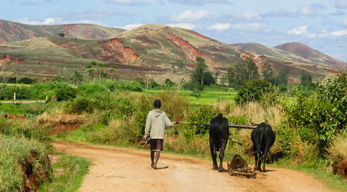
[54,141,333,192]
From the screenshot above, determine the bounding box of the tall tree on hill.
[109,65,117,79]
[191,57,208,85]
[85,61,97,78]
[245,57,259,80]
[261,63,274,82]
[300,70,312,84]
[227,57,260,89]
[270,67,290,85]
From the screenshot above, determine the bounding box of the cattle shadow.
[262,169,276,173]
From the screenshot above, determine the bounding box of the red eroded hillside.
[101,38,141,66]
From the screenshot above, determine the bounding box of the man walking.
[144,99,174,169]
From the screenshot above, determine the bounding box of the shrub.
[0,85,32,100]
[236,80,274,104]
[18,77,36,84]
[64,97,95,114]
[282,73,347,153]
[101,98,135,125]
[186,105,218,138]
[55,86,77,101]
[31,82,71,99]
[77,84,110,96]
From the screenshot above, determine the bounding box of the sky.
[1,0,347,61]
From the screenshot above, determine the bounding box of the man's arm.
[144,112,152,138]
[164,113,175,127]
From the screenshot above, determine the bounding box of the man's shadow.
[155,166,169,170]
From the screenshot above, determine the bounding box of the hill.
[231,42,346,69]
[0,21,345,83]
[0,19,125,43]
[275,42,345,68]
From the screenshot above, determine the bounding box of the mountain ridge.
[0,21,346,83]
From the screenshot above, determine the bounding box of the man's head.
[154,99,161,109]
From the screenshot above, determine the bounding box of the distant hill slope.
[0,19,125,43]
[274,42,346,68]
[232,42,346,68]
[0,21,345,83]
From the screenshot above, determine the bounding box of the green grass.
[143,89,237,105]
[0,135,50,192]
[273,163,347,192]
[0,102,46,116]
[39,153,91,192]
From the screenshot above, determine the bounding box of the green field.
[143,89,237,105]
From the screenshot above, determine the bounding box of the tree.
[165,78,174,86]
[191,57,208,85]
[261,63,274,81]
[7,77,16,84]
[203,72,215,85]
[109,65,117,79]
[270,67,290,86]
[300,70,312,84]
[58,32,65,37]
[18,77,36,84]
[245,57,259,80]
[97,62,108,79]
[71,70,83,85]
[227,57,260,89]
[177,60,184,72]
[236,80,273,104]
[86,61,97,78]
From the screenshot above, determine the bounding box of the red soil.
[102,38,141,66]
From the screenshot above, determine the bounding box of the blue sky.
[1,0,347,61]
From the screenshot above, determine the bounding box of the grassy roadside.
[39,153,91,192]
[273,163,347,192]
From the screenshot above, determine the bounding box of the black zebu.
[209,113,229,172]
[251,122,276,172]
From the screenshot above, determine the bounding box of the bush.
[78,83,110,96]
[236,80,274,104]
[101,98,135,125]
[0,85,32,100]
[31,82,71,99]
[18,78,36,84]
[185,105,218,139]
[282,73,347,153]
[64,97,95,114]
[56,86,77,101]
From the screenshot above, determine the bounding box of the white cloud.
[208,23,230,30]
[115,24,143,30]
[331,29,347,36]
[171,10,209,22]
[299,7,315,16]
[17,17,101,25]
[287,25,307,35]
[167,23,196,30]
[287,25,316,38]
[42,18,56,25]
[232,23,266,31]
